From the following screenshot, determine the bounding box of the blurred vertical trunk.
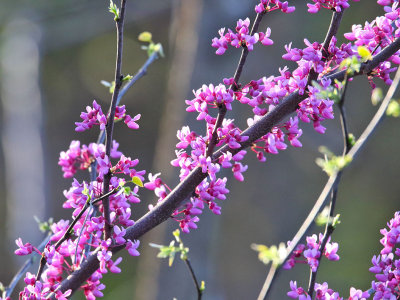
[132,0,203,299]
[0,17,46,267]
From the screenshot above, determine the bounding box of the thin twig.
[102,0,127,240]
[184,258,203,300]
[34,188,118,281]
[96,50,160,145]
[308,73,350,297]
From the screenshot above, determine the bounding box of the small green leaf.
[108,0,120,20]
[358,46,372,62]
[100,80,111,87]
[371,88,383,106]
[200,281,206,292]
[347,133,356,147]
[168,251,176,267]
[315,206,330,226]
[173,229,180,241]
[138,31,152,43]
[316,146,352,176]
[387,100,400,117]
[149,243,163,249]
[251,242,287,266]
[132,176,144,187]
[34,216,54,233]
[123,74,133,82]
[123,186,131,195]
[332,214,341,228]
[154,43,165,57]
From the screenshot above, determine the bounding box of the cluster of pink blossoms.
[145,0,400,234]
[16,101,143,299]
[283,234,339,272]
[58,140,122,178]
[307,0,360,14]
[286,210,400,299]
[211,18,274,55]
[369,211,400,299]
[288,281,370,300]
[75,100,140,132]
[255,0,295,14]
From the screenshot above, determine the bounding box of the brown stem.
[103,0,127,241]
[184,258,203,300]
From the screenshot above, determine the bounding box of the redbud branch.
[53,188,119,251]
[51,23,400,300]
[206,12,264,157]
[34,188,118,283]
[308,80,350,294]
[307,175,340,297]
[103,0,127,241]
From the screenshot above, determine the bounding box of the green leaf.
[200,281,206,292]
[387,100,400,117]
[358,46,372,62]
[131,176,144,187]
[108,0,120,21]
[138,31,152,43]
[347,133,356,147]
[332,214,341,228]
[316,146,352,176]
[123,74,133,82]
[251,242,287,266]
[34,216,54,233]
[371,88,383,106]
[315,206,330,226]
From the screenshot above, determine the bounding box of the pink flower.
[126,239,140,256]
[15,238,33,256]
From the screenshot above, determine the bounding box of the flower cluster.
[288,281,370,299]
[159,0,400,234]
[369,211,400,299]
[307,0,360,14]
[344,2,400,85]
[211,18,273,55]
[58,140,122,178]
[75,100,141,132]
[284,233,339,272]
[16,174,142,299]
[255,0,295,14]
[16,98,145,298]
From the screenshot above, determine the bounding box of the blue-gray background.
[0,1,399,299]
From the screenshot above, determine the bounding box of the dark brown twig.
[102,0,127,240]
[184,258,203,300]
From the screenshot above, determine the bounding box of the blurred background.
[0,0,399,299]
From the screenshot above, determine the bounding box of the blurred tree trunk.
[132,0,203,299]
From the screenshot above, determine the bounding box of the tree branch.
[102,0,127,240]
[51,29,400,300]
